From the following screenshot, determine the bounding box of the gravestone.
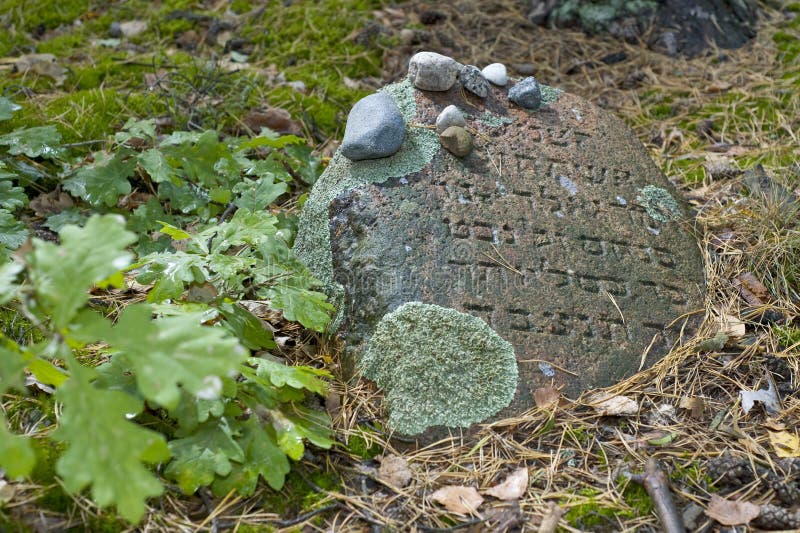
[295,71,705,434]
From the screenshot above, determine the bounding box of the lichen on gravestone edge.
[293,79,440,328]
[359,302,518,435]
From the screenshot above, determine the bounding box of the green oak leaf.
[0,260,21,305]
[165,418,244,494]
[115,118,157,144]
[138,148,179,183]
[0,179,27,209]
[0,125,61,159]
[136,250,208,302]
[63,151,135,207]
[271,406,333,460]
[0,344,28,393]
[0,97,22,121]
[219,303,275,350]
[53,363,170,523]
[201,210,278,254]
[0,413,35,478]
[28,214,136,328]
[232,176,288,211]
[82,303,246,411]
[266,285,333,332]
[249,357,329,396]
[211,417,289,496]
[0,209,28,250]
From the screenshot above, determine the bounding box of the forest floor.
[1,0,800,531]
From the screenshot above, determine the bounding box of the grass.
[1,0,799,530]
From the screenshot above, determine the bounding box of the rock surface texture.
[295,75,704,436]
[407,51,460,91]
[458,64,491,98]
[340,92,406,161]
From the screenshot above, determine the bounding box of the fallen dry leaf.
[768,431,800,458]
[705,81,732,93]
[378,454,413,488]
[589,394,638,416]
[534,386,560,409]
[733,272,770,305]
[538,502,563,533]
[484,467,528,500]
[678,396,706,419]
[705,495,759,526]
[12,54,67,85]
[119,20,148,37]
[430,486,483,515]
[717,313,746,337]
[29,189,73,216]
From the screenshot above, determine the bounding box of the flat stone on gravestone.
[294,77,705,436]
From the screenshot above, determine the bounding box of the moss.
[294,79,440,328]
[359,302,518,435]
[635,185,682,223]
[260,470,339,518]
[620,477,654,517]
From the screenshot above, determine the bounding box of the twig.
[274,503,340,527]
[417,517,485,532]
[629,458,685,533]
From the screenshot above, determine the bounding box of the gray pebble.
[439,126,472,157]
[435,105,466,133]
[509,77,542,110]
[109,22,122,38]
[458,64,490,98]
[481,63,507,86]
[408,51,459,91]
[340,92,405,161]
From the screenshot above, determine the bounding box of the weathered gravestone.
[294,60,705,436]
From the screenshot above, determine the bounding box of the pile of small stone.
[339,51,544,162]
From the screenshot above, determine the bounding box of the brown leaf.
[705,495,760,525]
[678,396,706,419]
[534,386,560,409]
[484,467,528,500]
[378,454,413,488]
[588,394,638,416]
[716,313,745,337]
[29,189,73,216]
[13,54,67,85]
[430,486,483,515]
[242,108,302,136]
[733,272,770,305]
[705,81,732,93]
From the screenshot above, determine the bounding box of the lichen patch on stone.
[636,185,682,223]
[293,79,440,328]
[359,302,518,435]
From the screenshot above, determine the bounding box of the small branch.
[629,458,685,533]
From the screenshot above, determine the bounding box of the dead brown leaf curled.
[706,495,759,526]
[484,467,528,500]
[430,486,483,515]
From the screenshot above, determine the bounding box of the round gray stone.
[435,104,466,133]
[408,51,459,92]
[481,63,508,86]
[509,76,543,110]
[458,64,491,98]
[340,92,406,161]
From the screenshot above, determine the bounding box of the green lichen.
[477,110,515,128]
[635,185,682,223]
[552,0,658,34]
[359,302,518,435]
[293,79,440,327]
[540,84,564,105]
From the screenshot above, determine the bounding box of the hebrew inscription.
[328,87,705,417]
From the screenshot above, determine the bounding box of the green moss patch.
[359,302,518,435]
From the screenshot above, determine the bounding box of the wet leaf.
[484,467,528,500]
[705,495,759,526]
[430,485,483,515]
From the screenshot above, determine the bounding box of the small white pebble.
[481,63,507,86]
